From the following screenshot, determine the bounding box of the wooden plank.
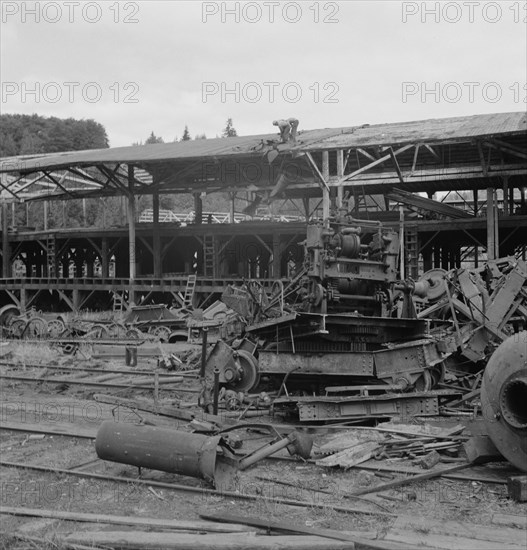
[356,460,510,485]
[316,442,381,469]
[384,515,527,550]
[0,420,96,439]
[350,463,474,496]
[200,513,419,550]
[0,506,253,533]
[492,513,527,529]
[64,531,354,549]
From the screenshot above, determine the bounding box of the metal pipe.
[212,367,220,415]
[200,327,208,378]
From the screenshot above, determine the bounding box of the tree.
[195,133,207,140]
[0,114,109,157]
[145,131,164,144]
[222,118,237,137]
[181,125,191,141]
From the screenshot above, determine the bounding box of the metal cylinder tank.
[95,421,223,484]
[481,332,527,472]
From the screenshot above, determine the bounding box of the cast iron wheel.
[229,350,260,393]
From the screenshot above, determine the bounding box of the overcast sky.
[1,0,525,147]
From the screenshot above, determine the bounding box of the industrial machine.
[204,215,451,410]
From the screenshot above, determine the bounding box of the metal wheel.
[85,324,109,339]
[413,369,433,392]
[229,350,260,393]
[47,319,66,338]
[9,319,27,339]
[152,325,171,342]
[26,317,47,338]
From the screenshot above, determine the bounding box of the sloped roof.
[1,111,525,173]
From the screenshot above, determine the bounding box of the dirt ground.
[0,341,525,549]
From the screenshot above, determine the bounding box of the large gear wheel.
[228,350,260,393]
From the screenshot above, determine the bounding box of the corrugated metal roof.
[0,111,525,173]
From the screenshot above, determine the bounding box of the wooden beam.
[337,144,414,185]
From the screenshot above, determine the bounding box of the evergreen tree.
[181,125,191,141]
[195,133,207,140]
[222,118,237,137]
[145,131,164,144]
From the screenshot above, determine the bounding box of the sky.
[1,0,526,147]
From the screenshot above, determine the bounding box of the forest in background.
[0,114,238,229]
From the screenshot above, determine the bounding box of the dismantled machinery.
[205,215,459,420]
[205,213,527,422]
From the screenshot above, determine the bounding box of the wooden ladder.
[182,274,197,308]
[404,226,419,280]
[46,236,56,277]
[112,292,125,315]
[203,235,215,277]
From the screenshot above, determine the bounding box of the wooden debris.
[491,513,527,529]
[201,512,417,549]
[507,475,527,502]
[349,462,474,496]
[463,435,504,463]
[0,506,252,533]
[384,514,527,549]
[64,531,355,549]
[316,441,381,469]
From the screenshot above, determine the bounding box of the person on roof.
[272,118,299,144]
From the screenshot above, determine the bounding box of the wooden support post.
[194,193,202,224]
[101,238,109,278]
[2,202,11,277]
[43,201,48,230]
[229,192,235,224]
[502,177,509,217]
[82,198,87,226]
[272,234,281,279]
[127,166,136,281]
[473,189,478,217]
[487,187,496,260]
[11,203,15,226]
[322,151,330,220]
[152,191,161,277]
[336,150,344,209]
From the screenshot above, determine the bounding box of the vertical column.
[502,177,509,217]
[473,189,478,216]
[127,166,136,281]
[272,233,281,279]
[336,150,344,209]
[43,201,48,230]
[2,202,11,277]
[486,187,496,260]
[322,151,330,220]
[101,237,109,278]
[194,193,203,224]
[229,192,235,224]
[152,191,162,277]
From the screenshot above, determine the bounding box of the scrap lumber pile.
[315,423,466,470]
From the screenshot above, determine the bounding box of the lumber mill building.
[0,111,526,314]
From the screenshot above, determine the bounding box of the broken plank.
[350,462,474,496]
[0,420,96,439]
[316,442,381,469]
[356,460,511,485]
[0,506,253,533]
[64,531,353,549]
[384,515,527,549]
[492,513,527,529]
[200,512,419,550]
